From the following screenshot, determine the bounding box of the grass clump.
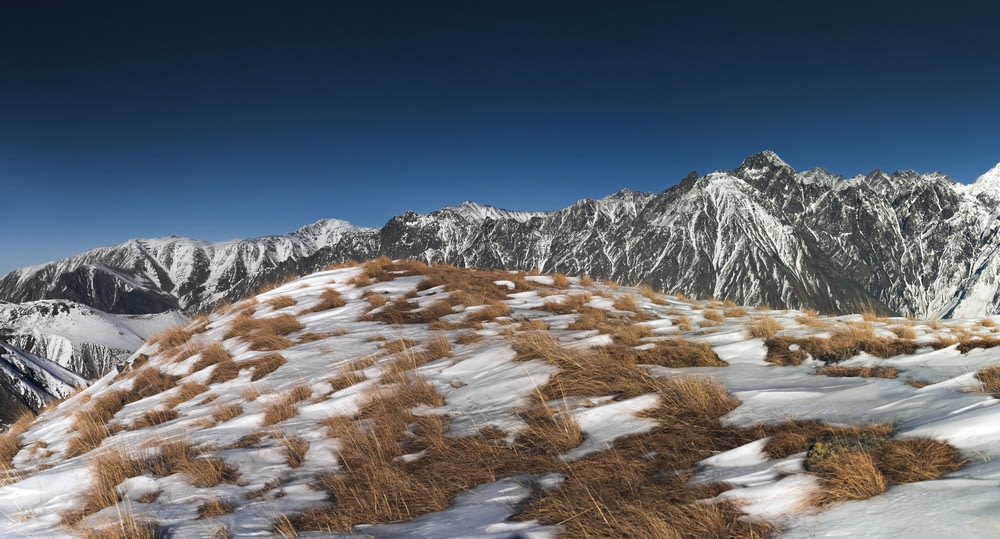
[262,385,313,426]
[974,365,1000,393]
[638,339,727,368]
[242,353,288,382]
[746,316,783,338]
[301,288,347,314]
[814,365,899,379]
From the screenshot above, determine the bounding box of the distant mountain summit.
[5,151,1000,318]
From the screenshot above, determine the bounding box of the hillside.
[7,152,1000,318]
[1,260,999,537]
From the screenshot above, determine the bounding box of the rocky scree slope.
[5,152,1000,317]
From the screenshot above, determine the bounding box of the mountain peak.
[732,150,796,183]
[970,162,1000,198]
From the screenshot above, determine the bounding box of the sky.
[2,1,999,274]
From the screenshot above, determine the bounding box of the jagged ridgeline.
[4,151,1000,317]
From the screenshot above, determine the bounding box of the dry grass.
[198,497,235,519]
[518,319,550,331]
[567,306,608,330]
[62,449,145,526]
[955,336,1000,353]
[150,326,194,353]
[890,325,918,339]
[814,365,899,379]
[207,360,242,385]
[281,435,310,468]
[212,403,244,423]
[611,294,642,315]
[0,411,34,470]
[904,379,934,389]
[130,408,179,430]
[242,353,288,382]
[673,314,692,331]
[174,456,241,488]
[190,344,233,374]
[454,330,483,345]
[723,306,748,318]
[538,292,592,314]
[638,339,727,368]
[267,295,297,309]
[226,312,303,351]
[262,385,313,426]
[807,435,964,506]
[551,273,571,289]
[746,316,783,338]
[425,334,452,360]
[764,330,917,366]
[517,401,583,455]
[464,300,512,323]
[761,421,894,459]
[300,288,347,314]
[871,438,965,483]
[809,450,887,505]
[974,365,1000,393]
[76,512,159,539]
[164,382,210,409]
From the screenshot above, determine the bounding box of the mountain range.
[5,151,1000,321]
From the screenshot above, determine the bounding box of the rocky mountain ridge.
[4,151,1000,318]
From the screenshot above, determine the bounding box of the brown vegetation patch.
[198,497,235,519]
[267,295,297,310]
[764,331,917,366]
[814,365,899,379]
[746,316,783,338]
[174,456,242,488]
[212,403,244,423]
[165,382,211,409]
[281,435,310,468]
[130,408,179,430]
[637,339,727,368]
[974,365,1000,393]
[567,306,608,330]
[0,412,34,470]
[242,353,288,382]
[300,288,347,314]
[262,385,313,426]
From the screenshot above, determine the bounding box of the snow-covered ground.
[1,261,999,537]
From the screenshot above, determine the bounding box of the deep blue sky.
[2,1,999,274]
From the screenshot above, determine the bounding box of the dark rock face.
[4,152,1000,317]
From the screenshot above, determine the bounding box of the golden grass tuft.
[604,322,654,346]
[764,330,917,366]
[567,306,608,330]
[814,365,899,379]
[150,326,194,353]
[300,288,347,314]
[207,360,242,385]
[517,402,583,455]
[638,339,727,368]
[212,403,243,423]
[809,450,887,505]
[130,408,180,430]
[551,273,571,289]
[242,353,288,382]
[262,384,313,426]
[0,411,34,470]
[746,316,783,338]
[165,382,211,409]
[974,365,1000,393]
[174,456,241,488]
[872,438,965,483]
[267,295,297,309]
[62,449,145,526]
[890,325,918,339]
[281,435,310,468]
[611,293,642,314]
[464,299,512,323]
[198,497,235,519]
[761,421,894,459]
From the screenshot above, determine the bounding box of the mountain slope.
[5,152,1000,317]
[0,261,996,537]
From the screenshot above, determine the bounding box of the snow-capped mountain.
[6,151,1000,318]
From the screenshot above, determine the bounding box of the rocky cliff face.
[5,152,1000,318]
